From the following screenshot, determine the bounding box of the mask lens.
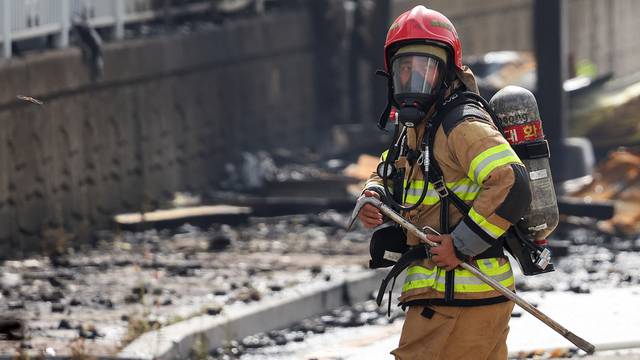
[392,55,444,96]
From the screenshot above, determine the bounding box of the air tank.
[489,86,559,242]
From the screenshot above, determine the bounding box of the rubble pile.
[569,147,640,235]
[3,148,640,358]
[0,211,371,357]
[519,234,640,294]
[211,299,405,359]
[226,220,640,359]
[220,150,349,192]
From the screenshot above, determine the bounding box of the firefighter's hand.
[427,234,462,271]
[357,190,383,228]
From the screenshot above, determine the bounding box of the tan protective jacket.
[364,67,530,303]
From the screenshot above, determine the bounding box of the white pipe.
[58,0,70,48]
[114,0,124,40]
[2,0,11,58]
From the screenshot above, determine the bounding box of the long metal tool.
[347,196,596,354]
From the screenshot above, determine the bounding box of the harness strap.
[512,140,550,160]
[426,92,505,262]
[439,190,455,302]
[376,244,430,314]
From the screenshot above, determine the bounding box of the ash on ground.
[517,223,640,294]
[226,221,640,360]
[0,210,371,357]
[211,299,405,360]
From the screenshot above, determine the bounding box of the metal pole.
[370,0,391,125]
[2,0,12,58]
[255,0,265,14]
[58,0,70,48]
[114,0,124,40]
[534,0,568,182]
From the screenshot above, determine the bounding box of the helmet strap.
[376,69,396,131]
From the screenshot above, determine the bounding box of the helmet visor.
[392,55,445,96]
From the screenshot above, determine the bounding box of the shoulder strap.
[426,91,482,214]
[441,102,491,136]
[427,92,504,260]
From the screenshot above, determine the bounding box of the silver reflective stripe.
[482,259,493,269]
[404,268,513,286]
[454,269,513,285]
[472,149,515,183]
[405,188,439,198]
[452,183,481,194]
[404,181,480,198]
[404,271,445,285]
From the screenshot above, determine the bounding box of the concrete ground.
[242,285,640,360]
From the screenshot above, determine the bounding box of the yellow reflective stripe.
[453,275,514,292]
[474,258,511,276]
[405,178,478,189]
[468,144,511,179]
[453,261,513,292]
[406,262,512,281]
[402,178,481,205]
[403,278,447,292]
[404,179,440,205]
[380,150,389,161]
[404,195,440,205]
[477,258,497,273]
[454,261,514,292]
[477,155,520,184]
[449,178,482,200]
[468,208,507,239]
[468,143,522,184]
[403,266,446,292]
[403,262,514,293]
[468,143,511,181]
[455,191,478,200]
[406,265,439,276]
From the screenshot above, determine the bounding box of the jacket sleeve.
[361,150,390,200]
[447,118,532,257]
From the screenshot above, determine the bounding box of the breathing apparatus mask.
[391,55,445,127]
[387,45,448,128]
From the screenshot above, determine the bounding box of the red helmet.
[384,6,462,73]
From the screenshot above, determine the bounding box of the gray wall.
[0,12,314,257]
[567,0,640,77]
[393,0,640,78]
[2,1,640,257]
[392,0,532,56]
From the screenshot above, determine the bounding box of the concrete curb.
[118,269,387,360]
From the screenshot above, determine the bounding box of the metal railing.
[0,0,213,58]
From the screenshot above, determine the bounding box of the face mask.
[391,54,446,127]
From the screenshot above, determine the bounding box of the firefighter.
[358,6,532,359]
